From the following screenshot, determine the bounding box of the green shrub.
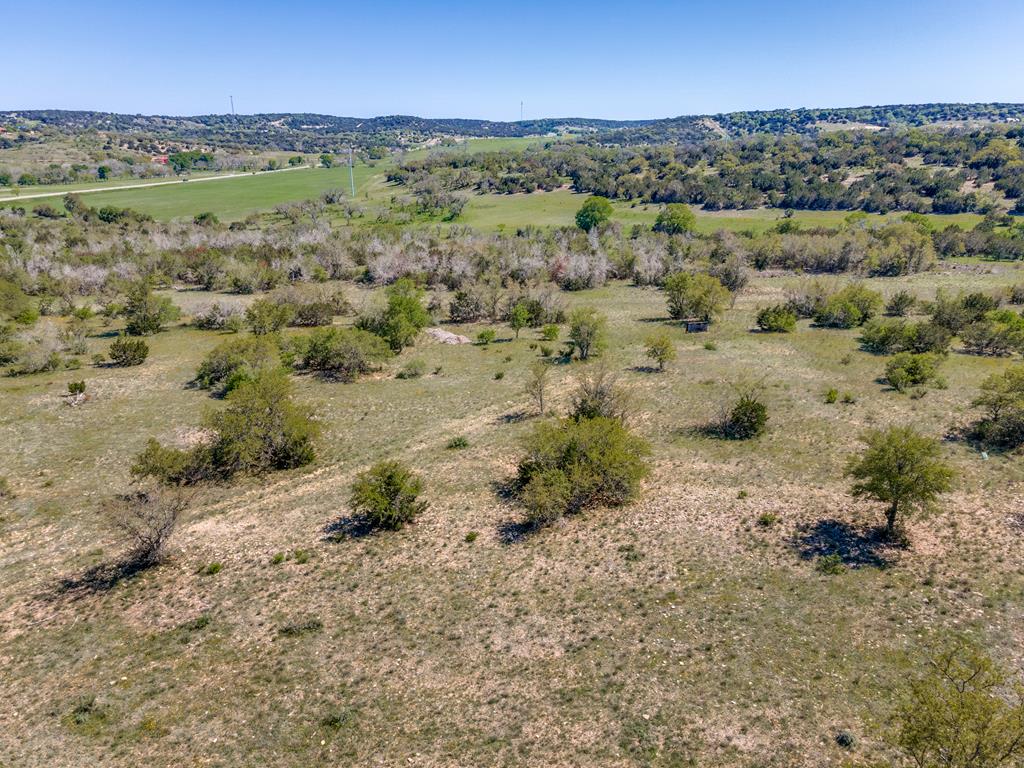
[644,333,676,370]
[567,307,607,360]
[349,460,428,530]
[108,335,148,366]
[885,352,942,393]
[816,554,845,575]
[663,272,730,322]
[446,436,469,450]
[397,358,426,379]
[756,511,778,527]
[825,388,839,404]
[355,278,431,352]
[245,298,293,335]
[516,416,651,525]
[961,309,1024,356]
[814,284,882,328]
[885,290,917,317]
[123,282,180,336]
[575,195,613,232]
[756,304,797,333]
[67,380,86,396]
[300,327,391,382]
[570,365,630,422]
[859,318,910,354]
[970,365,1024,450]
[476,329,496,345]
[194,335,278,394]
[719,393,769,439]
[540,324,560,342]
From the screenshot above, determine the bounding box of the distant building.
[151,155,169,165]
[684,319,710,333]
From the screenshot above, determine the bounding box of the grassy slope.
[2,268,1024,766]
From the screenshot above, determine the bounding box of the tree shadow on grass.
[54,557,151,600]
[496,410,531,425]
[496,518,538,545]
[322,515,376,542]
[789,518,904,569]
[630,365,662,374]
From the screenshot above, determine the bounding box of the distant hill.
[2,103,1023,152]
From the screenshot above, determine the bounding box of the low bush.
[885,352,943,393]
[756,304,797,333]
[813,284,883,328]
[397,358,426,379]
[960,309,1024,356]
[108,335,148,366]
[517,416,651,526]
[885,290,917,317]
[718,393,769,439]
[349,461,428,530]
[298,327,391,382]
[970,365,1024,450]
[194,335,278,394]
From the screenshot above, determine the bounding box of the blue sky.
[6,0,1024,120]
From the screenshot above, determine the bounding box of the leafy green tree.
[653,203,697,235]
[194,335,279,394]
[356,278,432,352]
[891,643,1024,768]
[350,461,427,530]
[509,302,530,339]
[319,154,335,168]
[721,393,769,439]
[644,333,676,371]
[575,195,613,232]
[663,272,730,322]
[524,360,551,415]
[814,284,883,328]
[846,426,954,535]
[970,365,1024,450]
[124,282,180,336]
[567,306,606,360]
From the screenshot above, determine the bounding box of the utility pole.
[520,101,524,121]
[229,95,235,115]
[348,146,355,197]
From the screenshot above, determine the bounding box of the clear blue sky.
[6,0,1024,120]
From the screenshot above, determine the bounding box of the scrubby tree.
[570,364,630,422]
[756,304,797,333]
[103,487,189,567]
[644,333,676,371]
[108,335,148,366]
[567,306,606,360]
[517,416,650,526]
[298,327,391,381]
[349,461,427,530]
[509,301,530,339]
[970,365,1024,450]
[663,272,730,322]
[886,290,917,317]
[890,643,1024,768]
[245,298,292,335]
[524,360,551,415]
[356,278,432,352]
[193,335,279,394]
[846,425,954,536]
[575,195,613,232]
[124,282,180,336]
[653,203,697,235]
[885,352,943,393]
[814,284,883,328]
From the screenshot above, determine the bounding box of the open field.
[2,265,1024,766]
[0,165,380,221]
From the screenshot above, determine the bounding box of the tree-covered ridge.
[392,125,1024,215]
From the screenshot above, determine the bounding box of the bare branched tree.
[102,487,190,567]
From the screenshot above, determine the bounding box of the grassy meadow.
[2,264,1024,766]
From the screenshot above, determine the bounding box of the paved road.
[0,165,313,203]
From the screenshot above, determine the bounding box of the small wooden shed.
[683,318,710,333]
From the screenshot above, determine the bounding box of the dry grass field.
[2,264,1024,766]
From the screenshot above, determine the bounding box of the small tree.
[524,360,551,415]
[970,365,1024,450]
[644,333,676,371]
[567,306,606,360]
[663,272,730,322]
[885,352,942,393]
[890,643,1024,768]
[245,298,292,335]
[356,278,431,352]
[108,335,149,366]
[886,290,917,317]
[846,426,954,536]
[720,393,768,439]
[575,195,613,232]
[350,461,427,530]
[299,327,391,382]
[517,416,650,525]
[123,282,179,336]
[103,487,189,567]
[570,363,630,422]
[756,304,797,333]
[194,335,280,394]
[653,203,697,235]
[509,302,530,339]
